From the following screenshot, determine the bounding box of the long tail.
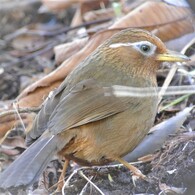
[0,134,60,190]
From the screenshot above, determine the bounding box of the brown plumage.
[0,28,189,191]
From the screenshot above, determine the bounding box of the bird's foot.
[114,156,147,186]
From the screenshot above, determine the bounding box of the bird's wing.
[26,81,66,145]
[47,79,137,135]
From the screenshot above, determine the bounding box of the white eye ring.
[131,41,156,56]
[109,41,157,56]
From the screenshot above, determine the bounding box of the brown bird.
[0,28,189,192]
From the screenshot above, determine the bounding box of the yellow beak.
[156,50,190,62]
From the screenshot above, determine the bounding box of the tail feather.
[0,135,59,190]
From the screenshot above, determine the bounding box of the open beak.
[156,50,190,62]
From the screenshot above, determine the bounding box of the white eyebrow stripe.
[109,42,132,48]
[109,41,155,48]
[109,41,157,56]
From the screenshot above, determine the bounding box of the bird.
[0,28,190,192]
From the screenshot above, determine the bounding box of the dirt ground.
[52,133,195,195]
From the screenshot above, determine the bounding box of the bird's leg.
[114,157,146,180]
[56,159,70,192]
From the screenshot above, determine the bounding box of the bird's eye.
[140,44,151,53]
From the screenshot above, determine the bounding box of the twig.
[4,17,113,40]
[79,175,94,195]
[62,169,80,195]
[158,63,178,104]
[157,34,192,106]
[2,41,58,68]
[78,170,104,195]
[159,93,191,112]
[108,85,195,97]
[0,106,41,118]
[12,102,26,132]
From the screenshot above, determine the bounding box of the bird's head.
[100,28,190,79]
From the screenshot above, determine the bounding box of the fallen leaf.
[18,80,62,107]
[54,38,88,65]
[41,0,109,12]
[111,1,193,41]
[71,0,109,26]
[2,136,25,149]
[159,183,186,194]
[0,147,21,156]
[41,0,82,12]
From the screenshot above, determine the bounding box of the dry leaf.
[82,0,145,23]
[54,38,88,65]
[165,32,195,51]
[0,147,21,156]
[41,0,82,12]
[41,0,108,12]
[0,122,17,143]
[159,183,186,194]
[18,80,61,108]
[111,1,193,41]
[2,136,25,149]
[71,0,109,26]
[0,112,35,143]
[83,8,115,23]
